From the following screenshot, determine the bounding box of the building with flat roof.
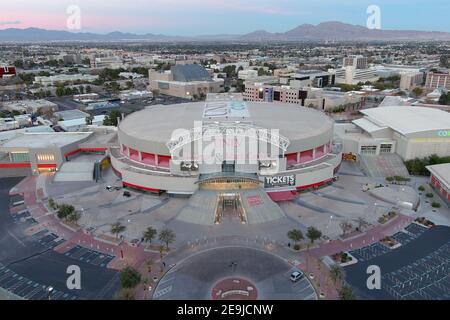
[110,94,342,197]
[243,82,363,111]
[425,72,450,91]
[34,74,98,86]
[335,106,450,160]
[426,163,450,207]
[343,56,368,70]
[0,128,117,177]
[149,64,224,99]
[1,99,58,114]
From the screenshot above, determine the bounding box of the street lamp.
[47,286,54,300]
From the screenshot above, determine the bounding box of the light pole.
[47,286,54,300]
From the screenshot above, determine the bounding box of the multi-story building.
[335,66,379,85]
[243,82,363,111]
[290,70,335,88]
[343,55,368,69]
[425,72,450,91]
[400,72,424,90]
[149,64,224,99]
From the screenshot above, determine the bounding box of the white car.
[290,271,304,282]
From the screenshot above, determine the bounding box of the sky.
[0,0,449,35]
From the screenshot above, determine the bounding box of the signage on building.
[437,130,450,137]
[264,175,296,188]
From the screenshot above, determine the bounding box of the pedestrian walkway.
[309,214,413,258]
[11,176,156,271]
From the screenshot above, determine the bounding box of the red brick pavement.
[10,176,155,271]
[309,214,414,258]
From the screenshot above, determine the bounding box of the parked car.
[290,271,304,283]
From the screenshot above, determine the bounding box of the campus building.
[425,72,450,91]
[243,82,363,111]
[335,106,450,161]
[149,64,224,99]
[110,94,343,198]
[0,128,116,177]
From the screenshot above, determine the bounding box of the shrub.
[432,202,441,208]
[120,267,141,289]
[418,186,425,192]
[426,193,434,198]
[293,244,301,251]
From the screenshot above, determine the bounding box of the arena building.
[110,94,343,200]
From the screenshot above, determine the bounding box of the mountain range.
[1,22,450,42]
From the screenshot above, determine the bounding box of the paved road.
[153,247,317,300]
[0,177,119,300]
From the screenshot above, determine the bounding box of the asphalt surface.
[153,247,317,300]
[0,177,120,300]
[345,225,450,300]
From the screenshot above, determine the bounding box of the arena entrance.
[214,193,247,224]
[198,173,261,191]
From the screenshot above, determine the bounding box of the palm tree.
[339,221,353,236]
[330,265,344,287]
[111,222,126,239]
[158,228,176,250]
[306,227,322,244]
[287,229,304,246]
[143,227,157,245]
[338,285,356,300]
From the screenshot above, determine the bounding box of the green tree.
[113,288,135,300]
[158,228,176,250]
[306,227,322,244]
[287,229,304,245]
[338,286,356,300]
[57,204,75,220]
[143,227,157,244]
[119,267,141,289]
[85,115,94,125]
[111,222,126,239]
[103,110,122,126]
[412,87,423,97]
[56,86,65,97]
[438,93,450,105]
[330,265,344,286]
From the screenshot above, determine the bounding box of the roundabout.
[153,247,317,300]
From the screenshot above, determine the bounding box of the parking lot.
[31,230,65,249]
[0,264,78,300]
[10,209,38,228]
[63,245,115,268]
[345,225,450,300]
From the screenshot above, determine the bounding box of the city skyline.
[1,0,450,35]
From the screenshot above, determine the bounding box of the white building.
[400,72,424,91]
[2,99,58,114]
[34,74,98,86]
[335,66,379,85]
[335,106,450,160]
[238,69,258,80]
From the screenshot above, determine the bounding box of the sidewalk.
[11,176,155,271]
[309,214,414,258]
